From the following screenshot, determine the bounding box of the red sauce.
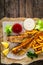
[12,23,22,33]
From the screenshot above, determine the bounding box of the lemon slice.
[1,42,9,48]
[2,48,9,56]
[24,18,35,31]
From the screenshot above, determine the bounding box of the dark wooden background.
[0,0,43,19]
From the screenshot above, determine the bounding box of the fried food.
[7,30,38,43]
[31,32,43,54]
[6,29,42,55]
[12,32,42,54]
[35,51,42,54]
[25,30,38,34]
[33,45,42,49]
[7,36,24,43]
[7,33,30,43]
[39,36,43,40]
[12,38,32,54]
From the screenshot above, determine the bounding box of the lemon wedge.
[2,48,9,56]
[1,42,9,48]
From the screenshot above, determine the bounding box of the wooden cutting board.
[0,17,43,65]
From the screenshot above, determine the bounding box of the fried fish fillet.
[7,33,31,43]
[7,34,29,43]
[12,38,33,54]
[7,30,38,43]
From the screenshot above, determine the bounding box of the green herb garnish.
[27,51,38,59]
[5,25,12,36]
[35,19,43,31]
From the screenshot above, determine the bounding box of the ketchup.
[12,23,22,33]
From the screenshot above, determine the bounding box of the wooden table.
[0,17,43,65]
[0,0,43,19]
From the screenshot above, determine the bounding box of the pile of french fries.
[24,30,43,54]
[31,31,43,54]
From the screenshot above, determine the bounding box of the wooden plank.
[5,0,18,17]
[0,0,43,18]
[33,0,39,17]
[33,0,43,18]
[39,9,43,18]
[20,0,26,17]
[38,0,43,7]
[26,0,33,17]
[0,0,4,19]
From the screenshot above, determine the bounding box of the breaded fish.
[7,34,29,43]
[7,30,38,43]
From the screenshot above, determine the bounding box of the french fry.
[37,47,42,51]
[35,50,42,54]
[36,39,42,43]
[25,30,38,34]
[33,45,42,49]
[39,43,43,45]
[39,36,43,40]
[42,47,43,52]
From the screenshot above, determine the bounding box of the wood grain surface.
[0,17,43,64]
[0,0,43,19]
